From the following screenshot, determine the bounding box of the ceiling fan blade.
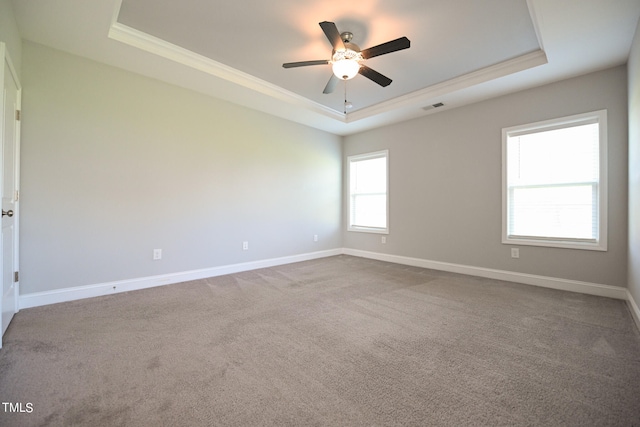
[283,60,329,68]
[323,74,339,94]
[319,21,345,51]
[358,65,392,87]
[361,37,410,60]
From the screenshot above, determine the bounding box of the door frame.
[0,42,21,348]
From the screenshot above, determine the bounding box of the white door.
[1,43,20,347]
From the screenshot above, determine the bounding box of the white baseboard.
[627,290,640,331]
[18,248,632,313]
[343,248,628,300]
[19,249,342,309]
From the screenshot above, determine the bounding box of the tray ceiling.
[115,0,541,115]
[10,0,640,134]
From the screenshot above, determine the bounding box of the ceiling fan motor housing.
[341,31,354,43]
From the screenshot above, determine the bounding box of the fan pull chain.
[344,80,347,114]
[343,80,353,114]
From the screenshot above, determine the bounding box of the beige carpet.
[1,255,639,426]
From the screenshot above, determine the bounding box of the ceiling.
[9,0,640,135]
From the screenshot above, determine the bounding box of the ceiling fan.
[283,21,411,94]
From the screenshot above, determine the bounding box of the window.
[502,110,607,251]
[348,150,389,234]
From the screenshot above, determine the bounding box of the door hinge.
[15,110,20,121]
[14,271,19,282]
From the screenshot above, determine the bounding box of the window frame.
[347,150,389,234]
[501,110,608,251]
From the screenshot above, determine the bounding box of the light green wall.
[19,41,342,294]
[344,66,629,287]
[0,0,21,75]
[629,17,640,304]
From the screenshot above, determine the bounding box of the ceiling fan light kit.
[330,31,362,80]
[331,49,363,80]
[283,21,411,97]
[332,59,360,80]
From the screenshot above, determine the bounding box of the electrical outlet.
[153,249,162,260]
[242,241,249,250]
[313,234,318,242]
[381,236,387,244]
[511,248,520,259]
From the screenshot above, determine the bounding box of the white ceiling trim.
[108,22,345,122]
[109,18,548,126]
[346,49,548,123]
[108,0,549,126]
[526,0,547,52]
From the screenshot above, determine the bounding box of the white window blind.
[502,110,607,250]
[348,150,388,233]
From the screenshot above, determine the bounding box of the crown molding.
[108,0,546,127]
[347,49,548,123]
[108,22,345,122]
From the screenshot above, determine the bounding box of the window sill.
[502,236,607,251]
[348,226,389,235]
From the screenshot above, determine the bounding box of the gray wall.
[629,18,640,304]
[344,66,628,287]
[5,7,636,296]
[19,41,342,294]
